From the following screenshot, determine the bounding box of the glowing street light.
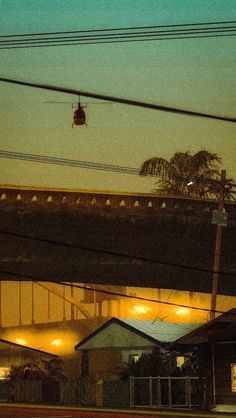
[51,338,64,347]
[15,338,27,345]
[175,307,190,316]
[132,305,149,314]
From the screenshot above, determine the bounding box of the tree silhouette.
[140,150,233,199]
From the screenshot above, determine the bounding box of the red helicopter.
[72,101,86,127]
[45,96,113,127]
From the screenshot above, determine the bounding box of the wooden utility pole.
[19,281,22,326]
[210,170,226,320]
[63,284,66,321]
[0,281,2,327]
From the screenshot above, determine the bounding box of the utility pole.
[19,281,22,326]
[210,170,226,320]
[0,281,2,328]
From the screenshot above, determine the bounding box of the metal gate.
[130,376,202,409]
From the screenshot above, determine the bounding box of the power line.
[0,269,234,317]
[1,27,236,45]
[0,77,236,123]
[1,19,236,38]
[2,26,236,42]
[0,150,139,175]
[0,150,235,191]
[0,229,235,279]
[1,33,236,50]
[37,282,236,317]
[0,20,236,49]
[153,289,175,323]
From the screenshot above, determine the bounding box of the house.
[75,313,236,411]
[74,317,201,408]
[0,338,58,379]
[75,317,199,380]
[174,308,236,411]
[0,338,58,401]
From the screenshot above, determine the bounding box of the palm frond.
[192,150,221,172]
[140,157,174,178]
[170,152,192,174]
[140,149,234,200]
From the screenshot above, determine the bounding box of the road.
[0,405,161,418]
[0,405,232,418]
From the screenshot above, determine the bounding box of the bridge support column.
[19,281,22,326]
[107,300,112,316]
[48,289,51,319]
[98,301,102,317]
[70,284,75,320]
[63,285,66,321]
[31,282,35,324]
[189,291,194,322]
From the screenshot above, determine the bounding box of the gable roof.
[0,339,58,357]
[75,317,200,350]
[174,308,236,345]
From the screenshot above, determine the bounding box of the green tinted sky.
[0,0,235,192]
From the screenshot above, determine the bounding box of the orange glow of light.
[51,338,64,347]
[132,305,149,314]
[15,338,27,345]
[175,307,191,316]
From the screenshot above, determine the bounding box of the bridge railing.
[0,186,235,217]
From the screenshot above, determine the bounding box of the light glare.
[15,338,27,345]
[175,307,190,316]
[133,305,149,314]
[51,338,64,347]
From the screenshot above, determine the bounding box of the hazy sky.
[0,0,236,192]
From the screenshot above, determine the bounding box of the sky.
[0,0,235,193]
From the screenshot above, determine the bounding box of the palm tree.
[140,150,232,199]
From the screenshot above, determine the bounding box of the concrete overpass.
[0,185,236,296]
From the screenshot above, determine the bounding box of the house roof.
[0,339,58,357]
[174,308,236,345]
[75,317,200,350]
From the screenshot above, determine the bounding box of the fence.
[130,376,202,409]
[12,378,95,405]
[14,380,42,403]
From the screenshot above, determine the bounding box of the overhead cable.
[0,20,236,50]
[0,77,235,123]
[1,19,236,38]
[0,150,139,175]
[1,27,236,45]
[0,150,235,191]
[0,269,235,317]
[0,229,235,278]
[1,34,236,50]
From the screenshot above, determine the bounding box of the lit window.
[231,364,236,392]
[177,356,185,367]
[0,367,10,380]
[129,354,140,363]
